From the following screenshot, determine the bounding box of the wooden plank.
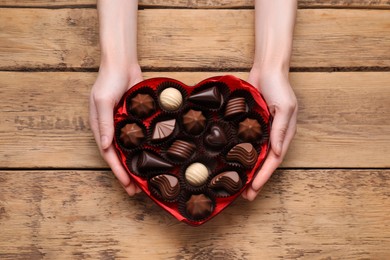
[0,170,389,259]
[0,9,389,69]
[0,71,389,168]
[0,0,389,9]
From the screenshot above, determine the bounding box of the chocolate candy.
[167,140,196,162]
[130,93,155,117]
[120,123,145,147]
[209,171,242,196]
[238,118,262,142]
[150,174,180,201]
[152,119,176,140]
[188,86,221,108]
[226,143,257,168]
[185,162,209,186]
[204,125,227,149]
[137,151,174,171]
[159,88,183,111]
[225,97,246,118]
[182,109,206,135]
[186,194,213,220]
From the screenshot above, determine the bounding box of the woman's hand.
[241,66,298,201]
[89,64,143,196]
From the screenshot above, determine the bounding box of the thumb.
[95,97,115,150]
[270,108,292,156]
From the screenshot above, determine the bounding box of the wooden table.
[1,1,389,259]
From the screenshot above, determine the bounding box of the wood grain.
[0,0,389,9]
[0,71,389,168]
[0,9,389,70]
[0,169,389,259]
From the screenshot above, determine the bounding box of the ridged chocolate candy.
[182,109,206,135]
[185,162,209,186]
[226,143,257,168]
[120,123,145,147]
[159,88,183,111]
[188,86,222,108]
[130,93,155,117]
[224,97,246,118]
[204,125,227,149]
[186,194,213,220]
[238,118,262,142]
[209,171,242,196]
[152,119,176,140]
[150,174,180,201]
[167,140,196,162]
[137,151,174,171]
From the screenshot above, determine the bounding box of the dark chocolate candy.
[120,123,145,147]
[185,194,213,220]
[152,119,176,140]
[226,143,257,168]
[188,86,222,108]
[225,97,246,118]
[130,93,155,117]
[209,171,242,196]
[204,125,227,149]
[238,118,262,142]
[150,174,180,201]
[137,151,174,171]
[167,140,196,161]
[182,109,206,135]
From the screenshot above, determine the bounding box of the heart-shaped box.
[113,75,271,226]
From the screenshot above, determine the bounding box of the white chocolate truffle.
[185,162,209,186]
[159,88,183,111]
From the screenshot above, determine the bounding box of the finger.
[270,106,294,156]
[95,96,115,150]
[135,185,142,194]
[244,187,262,201]
[251,108,297,193]
[89,98,101,147]
[251,150,281,192]
[102,145,131,187]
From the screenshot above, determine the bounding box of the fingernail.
[276,142,282,154]
[101,135,109,148]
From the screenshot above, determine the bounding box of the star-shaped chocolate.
[238,118,262,142]
[130,93,155,117]
[182,109,206,135]
[120,123,145,147]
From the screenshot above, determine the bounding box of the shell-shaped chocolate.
[226,143,257,168]
[150,174,180,201]
[185,162,209,186]
[167,140,196,161]
[209,171,242,196]
[225,97,246,117]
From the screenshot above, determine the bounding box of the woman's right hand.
[89,64,143,196]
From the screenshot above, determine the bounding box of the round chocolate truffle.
[185,162,209,186]
[159,88,183,111]
[130,93,155,117]
[182,109,206,135]
[186,194,213,220]
[119,123,145,147]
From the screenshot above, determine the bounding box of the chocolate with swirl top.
[226,143,257,168]
[186,194,213,220]
[209,171,242,196]
[150,174,180,201]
